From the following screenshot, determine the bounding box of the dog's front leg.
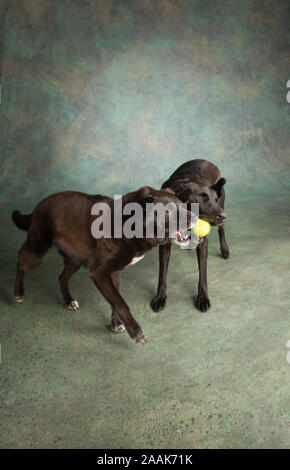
[151,243,171,312]
[218,224,230,259]
[196,236,211,312]
[91,271,147,344]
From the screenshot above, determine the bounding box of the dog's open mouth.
[176,231,189,243]
[172,231,205,247]
[172,231,190,246]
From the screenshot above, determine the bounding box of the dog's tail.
[12,210,32,231]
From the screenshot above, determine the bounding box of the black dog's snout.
[219,212,226,221]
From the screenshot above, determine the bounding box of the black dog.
[151,159,229,313]
[12,186,192,344]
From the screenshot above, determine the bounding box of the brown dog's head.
[165,178,227,226]
[125,186,194,247]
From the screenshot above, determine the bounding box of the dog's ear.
[164,188,175,195]
[211,177,226,197]
[140,196,154,212]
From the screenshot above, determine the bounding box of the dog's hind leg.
[218,187,230,259]
[14,232,51,303]
[110,271,125,334]
[58,254,80,310]
[14,267,25,303]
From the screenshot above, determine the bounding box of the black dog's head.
[166,178,227,226]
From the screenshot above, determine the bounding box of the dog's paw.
[66,300,79,310]
[111,322,126,334]
[14,295,24,304]
[196,294,211,312]
[126,322,147,344]
[221,247,230,259]
[151,295,167,312]
[134,330,147,345]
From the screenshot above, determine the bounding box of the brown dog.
[12,186,192,344]
[152,159,229,313]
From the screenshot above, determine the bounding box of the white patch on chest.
[128,255,144,266]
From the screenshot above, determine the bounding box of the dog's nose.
[219,212,226,221]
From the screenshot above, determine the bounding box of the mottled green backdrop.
[1,0,289,205]
[1,1,290,449]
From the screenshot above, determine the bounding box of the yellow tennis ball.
[192,218,211,237]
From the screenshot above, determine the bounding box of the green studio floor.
[0,188,289,449]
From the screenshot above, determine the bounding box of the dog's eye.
[200,192,209,201]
